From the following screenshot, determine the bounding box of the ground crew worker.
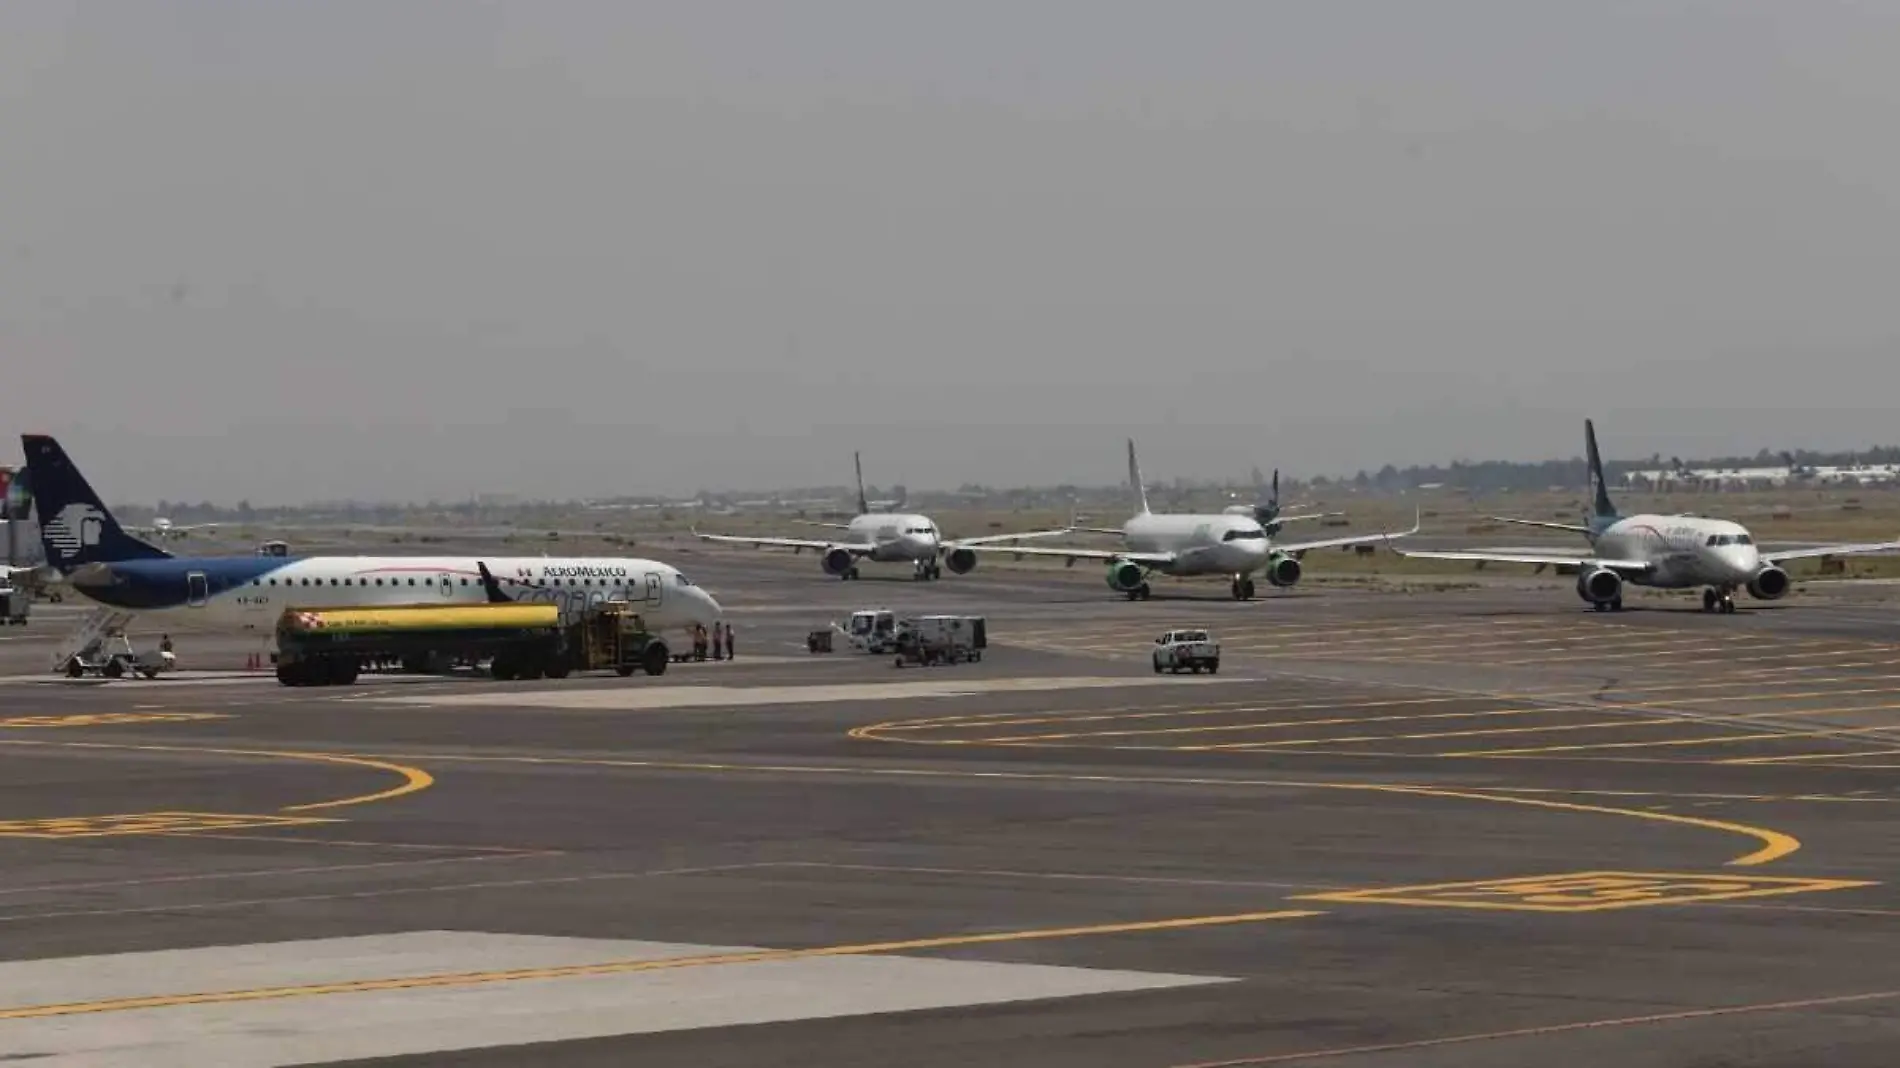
[725,623,735,660]
[692,624,707,660]
[712,623,724,660]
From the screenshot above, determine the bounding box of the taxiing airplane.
[942,440,1418,600]
[1221,468,1343,535]
[692,452,1073,581]
[1388,419,1900,614]
[132,516,219,539]
[22,435,724,634]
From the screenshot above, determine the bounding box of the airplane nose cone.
[691,585,724,627]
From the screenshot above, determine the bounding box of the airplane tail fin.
[18,435,171,572]
[854,451,870,515]
[1127,438,1152,515]
[1584,419,1618,520]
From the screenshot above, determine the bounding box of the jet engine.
[1265,551,1302,588]
[1105,560,1145,592]
[1575,566,1623,604]
[1747,564,1791,601]
[821,547,856,577]
[945,547,978,575]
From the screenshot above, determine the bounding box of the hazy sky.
[6,1,1900,504]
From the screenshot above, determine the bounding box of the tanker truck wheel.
[642,642,670,676]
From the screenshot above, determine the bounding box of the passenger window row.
[247,576,635,588]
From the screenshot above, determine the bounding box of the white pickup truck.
[1152,629,1220,674]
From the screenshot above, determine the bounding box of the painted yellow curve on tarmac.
[848,718,1800,867]
[0,740,434,814]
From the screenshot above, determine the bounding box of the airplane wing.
[948,542,1178,567]
[692,530,874,555]
[1764,537,1900,565]
[1490,516,1594,535]
[1272,511,1345,525]
[1274,510,1422,555]
[945,526,1079,548]
[1388,545,1655,575]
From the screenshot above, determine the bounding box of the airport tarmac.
[4,551,1900,1065]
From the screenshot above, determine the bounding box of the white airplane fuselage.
[1123,513,1273,576]
[64,554,725,636]
[841,512,941,563]
[1589,514,1764,589]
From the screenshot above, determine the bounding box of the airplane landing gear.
[912,560,942,581]
[1124,582,1152,601]
[1702,587,1736,614]
[841,566,861,581]
[1230,576,1256,601]
[1590,597,1625,613]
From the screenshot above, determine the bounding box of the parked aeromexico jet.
[1389,419,1900,614]
[21,435,723,634]
[693,451,1073,581]
[944,439,1419,601]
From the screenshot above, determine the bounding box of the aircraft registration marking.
[1297,871,1874,913]
[0,712,227,729]
[0,812,338,839]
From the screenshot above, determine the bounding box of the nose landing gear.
[912,559,941,581]
[1229,576,1257,601]
[1702,587,1736,614]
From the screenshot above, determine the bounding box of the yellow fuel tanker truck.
[274,601,668,686]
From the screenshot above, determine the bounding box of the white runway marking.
[0,931,1228,1066]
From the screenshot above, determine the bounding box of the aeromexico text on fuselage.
[74,555,716,628]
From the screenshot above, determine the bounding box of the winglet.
[854,451,870,515]
[1382,507,1423,547]
[1127,438,1151,515]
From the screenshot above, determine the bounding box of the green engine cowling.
[1106,560,1145,592]
[1265,551,1302,588]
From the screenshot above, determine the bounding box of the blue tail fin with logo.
[1582,418,1623,537]
[19,435,171,572]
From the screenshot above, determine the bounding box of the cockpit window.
[1223,528,1266,541]
[1736,534,1753,545]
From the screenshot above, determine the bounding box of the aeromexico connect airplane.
[20,435,724,635]
[1389,419,1900,614]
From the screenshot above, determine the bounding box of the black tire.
[103,659,124,679]
[616,664,635,677]
[1208,660,1220,674]
[642,642,670,676]
[66,658,84,678]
